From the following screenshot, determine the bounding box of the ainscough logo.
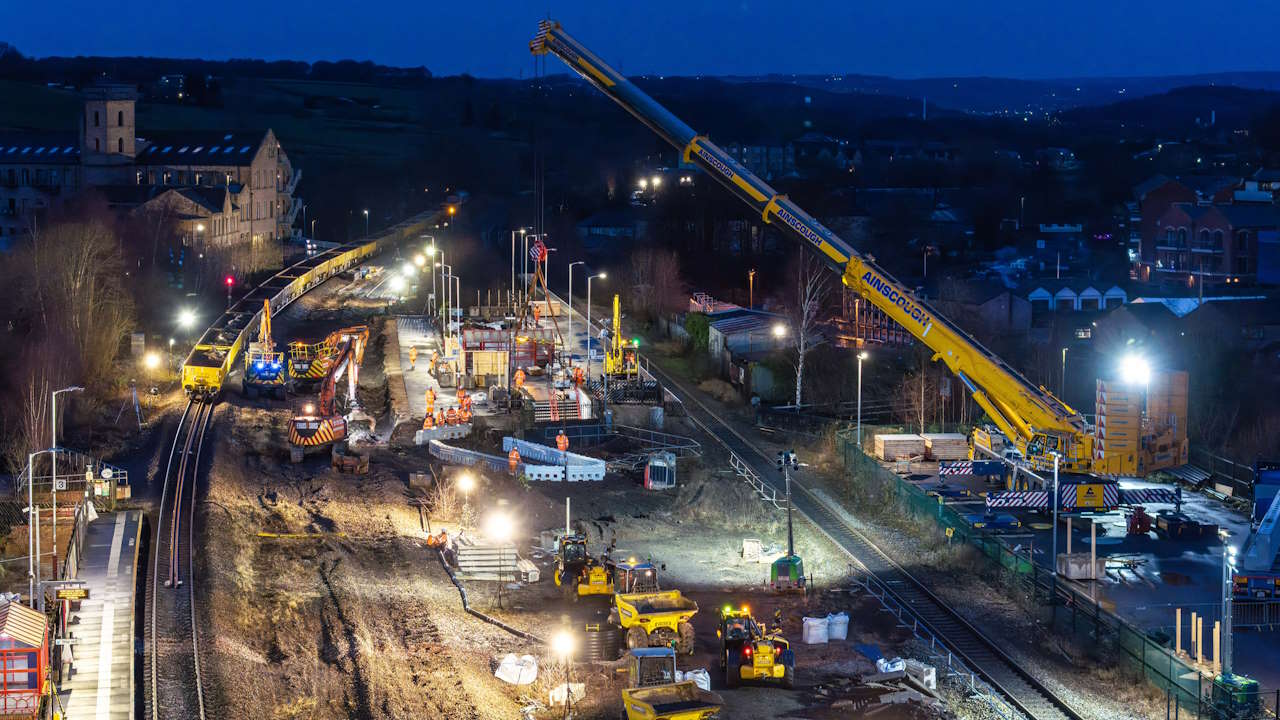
[694,146,734,180]
[774,206,825,248]
[861,270,932,330]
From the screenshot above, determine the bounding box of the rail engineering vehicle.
[531,20,1188,482]
[181,208,450,400]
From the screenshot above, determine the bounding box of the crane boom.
[531,20,1098,472]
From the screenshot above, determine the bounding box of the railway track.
[644,360,1083,720]
[147,400,213,720]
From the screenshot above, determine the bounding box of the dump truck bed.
[623,682,722,720]
[619,590,697,615]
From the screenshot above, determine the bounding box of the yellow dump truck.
[621,682,722,720]
[614,590,697,654]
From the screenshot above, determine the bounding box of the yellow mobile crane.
[531,21,1187,496]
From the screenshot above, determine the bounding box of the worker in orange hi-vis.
[508,448,521,475]
[431,350,439,374]
[409,346,418,370]
[436,409,447,427]
[573,366,585,386]
[446,407,458,425]
[532,304,541,325]
[456,386,466,403]
[556,430,569,452]
[514,368,526,388]
[422,413,435,429]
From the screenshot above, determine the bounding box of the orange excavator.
[288,326,368,463]
[289,325,370,386]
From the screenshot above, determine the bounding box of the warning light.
[225,276,234,287]
[632,337,641,346]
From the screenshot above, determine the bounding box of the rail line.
[643,360,1084,720]
[147,400,213,720]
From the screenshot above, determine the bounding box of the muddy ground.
[182,262,951,719]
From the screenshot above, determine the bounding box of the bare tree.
[788,253,833,407]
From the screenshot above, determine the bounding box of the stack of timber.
[922,433,968,461]
[874,434,925,461]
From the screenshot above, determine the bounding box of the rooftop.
[135,131,266,166]
[0,133,81,165]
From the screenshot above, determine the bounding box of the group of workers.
[408,346,440,375]
[421,386,474,429]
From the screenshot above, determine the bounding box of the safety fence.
[834,427,1278,720]
[1189,446,1257,499]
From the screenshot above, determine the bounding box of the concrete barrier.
[502,437,606,481]
[1056,552,1105,580]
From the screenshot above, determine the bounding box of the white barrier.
[502,437,606,481]
[428,439,568,481]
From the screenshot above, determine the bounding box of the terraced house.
[0,81,300,271]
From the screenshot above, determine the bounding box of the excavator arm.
[532,20,1094,472]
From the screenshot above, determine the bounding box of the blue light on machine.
[255,361,265,370]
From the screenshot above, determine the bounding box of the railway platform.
[59,510,142,720]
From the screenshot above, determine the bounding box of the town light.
[414,254,426,267]
[1119,354,1151,385]
[402,261,416,277]
[483,511,514,543]
[858,351,869,360]
[196,223,205,232]
[637,178,648,190]
[178,308,197,328]
[772,324,787,337]
[425,245,436,257]
[448,205,456,216]
[143,351,161,370]
[551,629,575,659]
[651,175,661,188]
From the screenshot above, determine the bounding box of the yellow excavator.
[531,20,1189,508]
[243,299,287,400]
[604,293,639,380]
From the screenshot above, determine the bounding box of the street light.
[177,308,197,329]
[414,254,426,268]
[1119,354,1150,385]
[857,351,868,448]
[1060,347,1069,397]
[143,351,161,371]
[568,261,585,360]
[389,276,405,294]
[401,261,416,278]
[513,228,527,310]
[456,472,475,529]
[586,272,606,380]
[50,385,83,580]
[651,175,661,188]
[637,178,648,190]
[771,323,787,338]
[551,628,576,718]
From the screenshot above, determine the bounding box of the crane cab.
[1025,432,1092,474]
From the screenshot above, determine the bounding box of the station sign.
[54,587,89,602]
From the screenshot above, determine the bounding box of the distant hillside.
[1057,85,1280,135]
[713,71,1280,115]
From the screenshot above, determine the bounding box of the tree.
[787,252,833,407]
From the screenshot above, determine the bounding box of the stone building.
[0,81,300,272]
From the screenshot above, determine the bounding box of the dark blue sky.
[12,1,1280,79]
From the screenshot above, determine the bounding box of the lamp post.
[748,269,756,309]
[50,386,83,579]
[456,472,475,530]
[1060,347,1068,397]
[424,241,437,314]
[568,261,584,361]
[511,228,526,311]
[551,629,575,719]
[856,352,868,448]
[311,218,317,241]
[586,272,606,380]
[1051,451,1060,581]
[1220,531,1237,676]
[362,209,369,238]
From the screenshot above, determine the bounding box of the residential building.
[1025,279,1127,313]
[1152,203,1280,284]
[575,207,648,252]
[0,81,300,272]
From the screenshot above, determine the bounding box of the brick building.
[0,81,300,271]
[1153,203,1280,284]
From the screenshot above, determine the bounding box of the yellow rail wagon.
[180,206,451,399]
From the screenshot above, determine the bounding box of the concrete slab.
[60,510,141,720]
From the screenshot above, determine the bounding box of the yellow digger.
[553,534,614,599]
[717,604,795,689]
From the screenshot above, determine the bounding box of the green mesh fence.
[833,428,1276,719]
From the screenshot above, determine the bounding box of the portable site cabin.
[0,601,48,718]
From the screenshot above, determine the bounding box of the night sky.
[11,1,1280,79]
